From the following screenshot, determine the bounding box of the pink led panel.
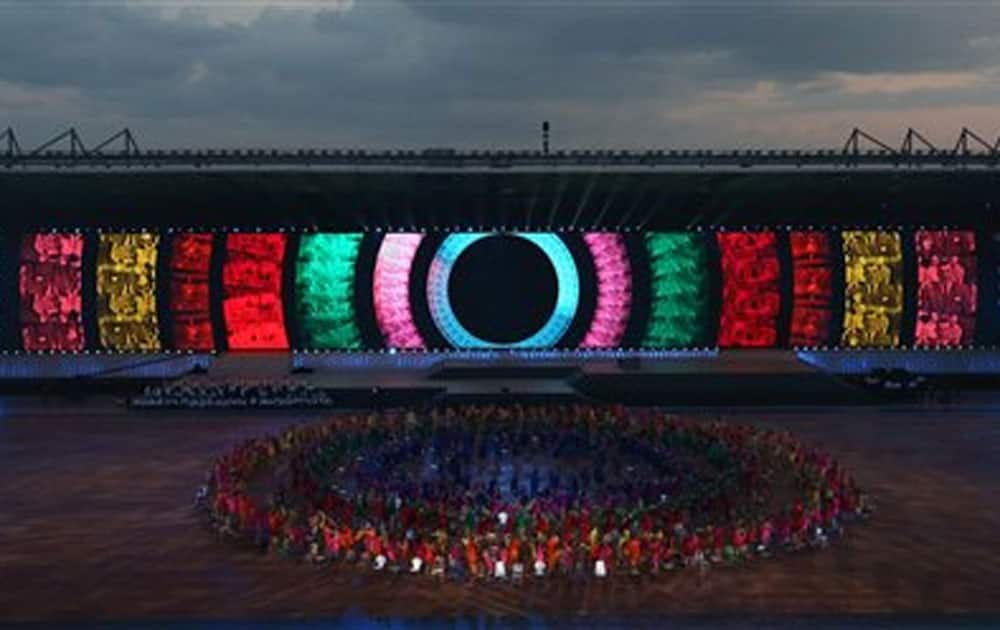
[915,230,977,347]
[372,233,425,349]
[580,233,632,348]
[19,233,85,351]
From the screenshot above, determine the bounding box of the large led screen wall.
[18,233,85,351]
[96,232,161,351]
[5,228,993,352]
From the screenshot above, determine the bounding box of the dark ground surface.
[1,398,999,627]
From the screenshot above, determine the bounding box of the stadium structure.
[2,125,1000,403]
[5,127,1000,627]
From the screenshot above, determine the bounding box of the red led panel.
[789,231,836,347]
[222,233,289,350]
[915,230,977,347]
[18,233,85,351]
[717,232,781,347]
[170,233,214,350]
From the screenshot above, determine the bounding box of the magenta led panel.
[580,233,632,348]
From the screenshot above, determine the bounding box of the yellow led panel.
[96,232,162,351]
[841,230,904,348]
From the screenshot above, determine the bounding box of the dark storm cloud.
[404,1,1000,77]
[1,1,998,148]
[0,4,233,89]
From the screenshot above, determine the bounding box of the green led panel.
[295,233,363,349]
[642,233,712,348]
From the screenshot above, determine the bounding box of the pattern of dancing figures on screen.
[641,233,711,348]
[841,231,903,348]
[19,233,86,351]
[295,233,364,350]
[789,231,837,347]
[170,233,215,350]
[717,232,781,348]
[96,233,161,351]
[222,234,289,350]
[915,230,976,347]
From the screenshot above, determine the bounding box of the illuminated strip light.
[373,233,425,349]
[914,230,976,347]
[296,233,364,349]
[96,233,162,351]
[580,233,632,348]
[841,230,904,348]
[427,233,580,349]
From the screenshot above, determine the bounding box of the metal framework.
[2,126,999,173]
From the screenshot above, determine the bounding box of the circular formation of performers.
[197,404,871,579]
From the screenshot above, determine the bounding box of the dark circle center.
[448,235,557,344]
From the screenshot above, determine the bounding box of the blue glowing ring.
[427,233,580,349]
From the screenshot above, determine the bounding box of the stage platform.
[0,349,993,404]
[203,350,847,405]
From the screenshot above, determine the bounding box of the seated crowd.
[197,404,872,580]
[133,379,334,409]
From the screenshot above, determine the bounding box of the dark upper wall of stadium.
[1,171,999,230]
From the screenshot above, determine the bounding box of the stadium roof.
[2,127,999,230]
[4,126,1000,174]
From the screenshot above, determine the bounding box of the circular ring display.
[427,233,580,349]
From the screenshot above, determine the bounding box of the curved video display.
[5,227,991,352]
